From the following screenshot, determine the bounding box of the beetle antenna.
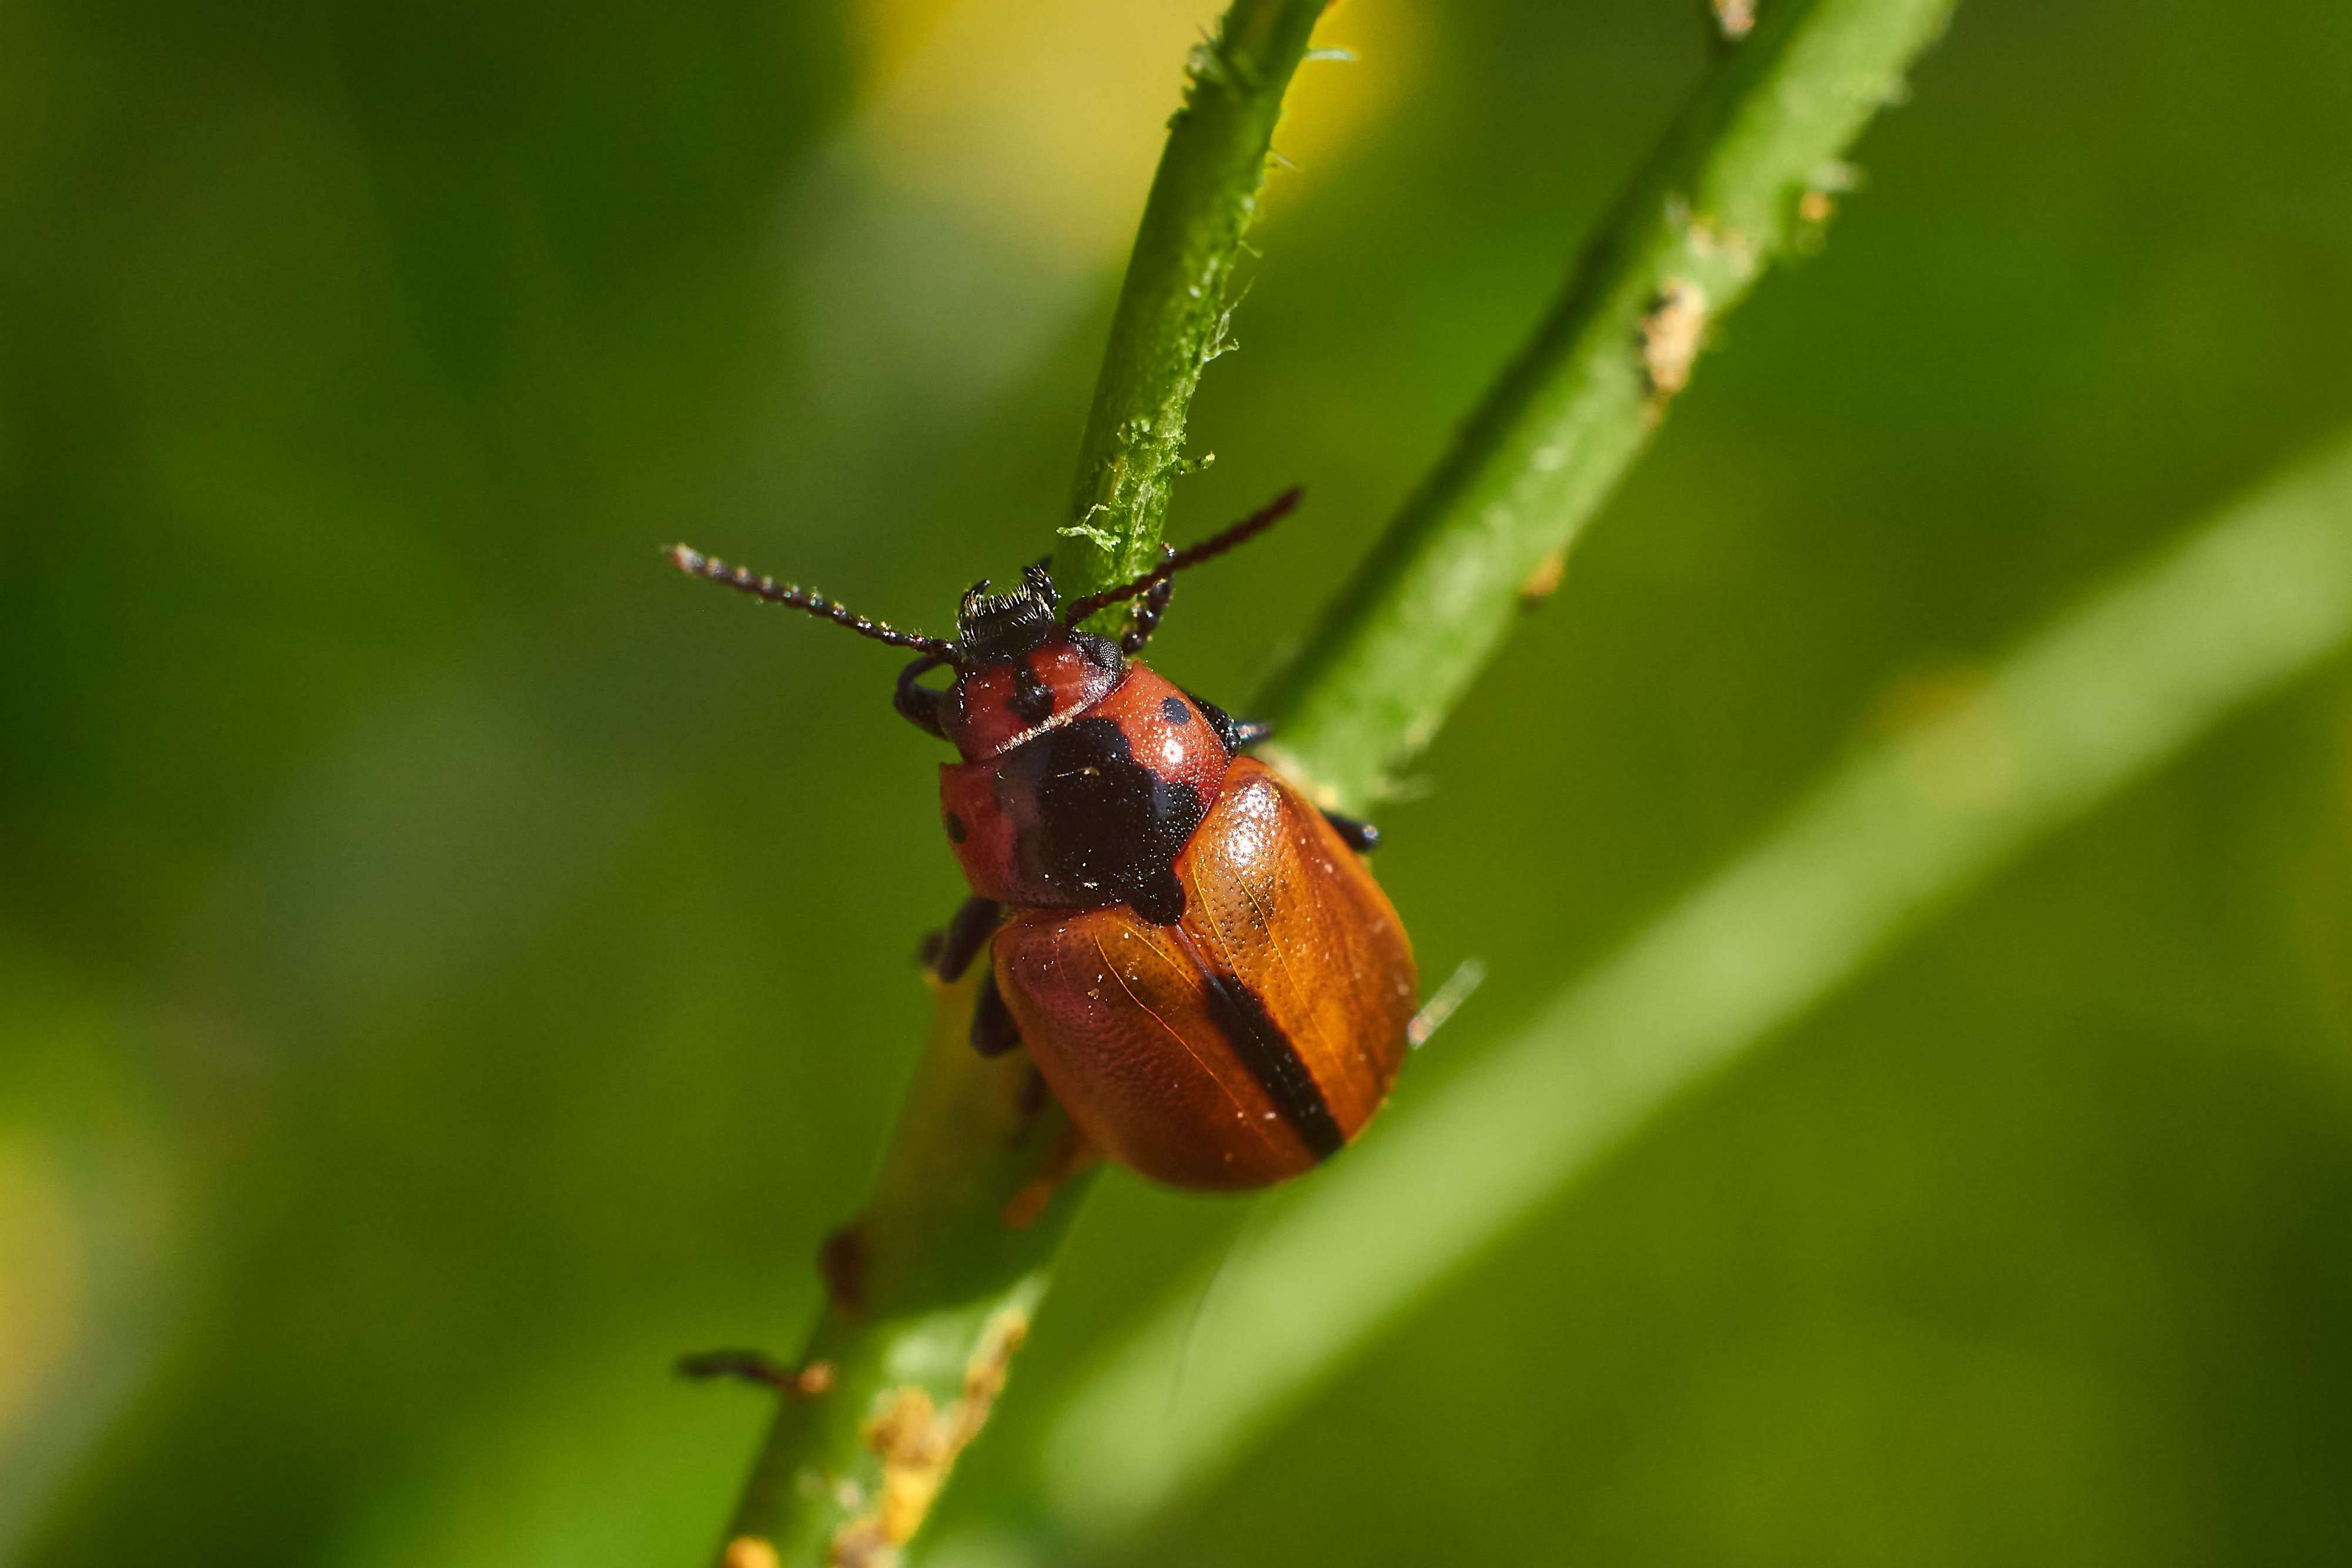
[1060,487,1302,626]
[669,544,961,661]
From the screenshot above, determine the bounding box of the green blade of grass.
[1037,432,2352,1543]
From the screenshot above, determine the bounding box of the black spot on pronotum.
[1010,660,1055,725]
[1161,694,1192,724]
[944,809,968,843]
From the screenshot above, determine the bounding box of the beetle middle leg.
[924,895,1000,982]
[971,970,1023,1057]
[1322,811,1381,854]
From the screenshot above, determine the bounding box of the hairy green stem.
[711,6,1328,1564]
[1053,0,1332,603]
[1260,0,1961,814]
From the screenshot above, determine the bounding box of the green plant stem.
[711,970,1088,1568]
[710,6,1328,1565]
[1053,0,1333,603]
[1259,0,1960,814]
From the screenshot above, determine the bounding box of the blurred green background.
[6,0,2352,1563]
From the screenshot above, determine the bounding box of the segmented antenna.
[669,544,959,660]
[1060,487,1302,627]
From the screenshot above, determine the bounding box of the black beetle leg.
[971,970,1023,1058]
[923,896,1000,982]
[676,1349,834,1398]
[1321,811,1381,854]
[894,654,951,738]
[1120,555,1177,654]
[1187,691,1273,755]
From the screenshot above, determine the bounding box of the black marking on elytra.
[931,895,999,982]
[1010,659,1056,725]
[1172,930,1344,1161]
[944,808,968,843]
[1124,864,1187,927]
[1321,811,1379,854]
[1161,694,1192,725]
[971,970,1021,1057]
[1001,716,1207,923]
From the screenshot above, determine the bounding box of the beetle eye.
[1070,631,1124,671]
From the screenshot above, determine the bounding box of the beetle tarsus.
[677,1350,834,1398]
[971,971,1023,1057]
[930,896,1001,982]
[1119,549,1178,653]
[1321,811,1380,854]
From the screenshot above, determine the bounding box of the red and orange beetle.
[672,492,1415,1189]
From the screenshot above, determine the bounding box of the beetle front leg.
[971,970,1023,1057]
[1119,556,1176,654]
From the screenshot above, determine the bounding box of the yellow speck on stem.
[827,1308,1033,1567]
[1518,549,1568,606]
[723,1536,781,1568]
[1640,278,1709,406]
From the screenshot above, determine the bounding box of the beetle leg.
[1119,560,1177,654]
[676,1350,835,1398]
[924,895,1000,982]
[1186,691,1274,755]
[971,970,1023,1057]
[1321,811,1381,854]
[894,653,953,737]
